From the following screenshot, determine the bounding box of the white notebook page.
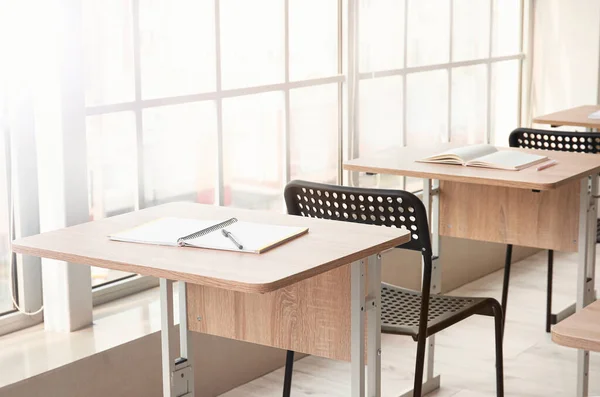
[109,217,308,253]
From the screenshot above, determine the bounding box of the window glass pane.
[221,0,284,89]
[451,65,487,144]
[143,103,217,206]
[223,92,284,210]
[406,70,448,146]
[0,132,12,314]
[407,0,450,67]
[86,112,137,286]
[290,84,338,183]
[358,77,403,156]
[355,77,403,189]
[359,0,405,73]
[87,112,137,219]
[452,0,490,62]
[492,0,521,57]
[491,60,519,146]
[289,0,338,81]
[82,0,135,106]
[139,0,216,99]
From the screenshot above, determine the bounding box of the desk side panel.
[187,264,355,361]
[439,180,579,252]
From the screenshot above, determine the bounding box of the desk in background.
[345,143,600,397]
[534,105,600,130]
[12,202,410,397]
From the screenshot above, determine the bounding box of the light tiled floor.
[222,249,600,397]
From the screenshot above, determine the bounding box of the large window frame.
[0,0,529,336]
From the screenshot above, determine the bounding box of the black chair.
[281,180,504,397]
[503,127,600,333]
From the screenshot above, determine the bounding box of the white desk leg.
[421,179,442,394]
[367,254,382,397]
[576,176,597,397]
[160,279,194,397]
[351,259,366,397]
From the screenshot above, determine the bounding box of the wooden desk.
[12,202,410,397]
[533,105,600,129]
[553,299,600,352]
[345,144,600,397]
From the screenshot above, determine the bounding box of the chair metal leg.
[492,301,505,397]
[546,250,554,333]
[501,244,513,331]
[413,334,427,397]
[283,350,294,397]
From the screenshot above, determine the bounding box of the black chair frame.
[281,180,504,397]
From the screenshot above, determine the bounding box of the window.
[1,0,527,332]
[353,0,524,191]
[82,0,343,284]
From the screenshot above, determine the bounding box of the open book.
[418,144,548,171]
[588,110,600,119]
[109,217,308,254]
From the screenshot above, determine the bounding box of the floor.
[222,248,600,397]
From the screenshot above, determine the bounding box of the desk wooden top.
[533,105,600,129]
[552,300,600,352]
[11,202,409,294]
[344,143,600,190]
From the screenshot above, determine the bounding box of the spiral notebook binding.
[177,217,238,247]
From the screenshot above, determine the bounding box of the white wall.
[530,0,600,121]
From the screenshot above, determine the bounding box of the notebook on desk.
[109,217,308,254]
[418,144,548,171]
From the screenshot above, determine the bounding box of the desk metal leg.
[160,279,194,397]
[367,254,382,397]
[576,176,597,397]
[351,260,366,397]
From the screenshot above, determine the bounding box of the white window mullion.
[402,0,409,189]
[214,0,225,206]
[283,0,291,186]
[337,0,344,185]
[517,0,526,127]
[447,0,454,143]
[132,0,144,210]
[486,0,494,144]
[346,0,359,187]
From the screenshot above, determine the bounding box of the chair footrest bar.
[397,375,440,397]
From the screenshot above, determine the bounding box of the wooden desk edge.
[343,163,562,191]
[532,117,597,129]
[11,233,410,294]
[551,329,600,352]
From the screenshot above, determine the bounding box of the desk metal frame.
[576,175,598,397]
[159,256,385,397]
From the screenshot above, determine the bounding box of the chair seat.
[381,283,492,338]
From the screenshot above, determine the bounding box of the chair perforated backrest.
[284,180,432,255]
[509,127,600,153]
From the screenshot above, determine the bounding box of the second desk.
[345,143,600,397]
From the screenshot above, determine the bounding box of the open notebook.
[418,144,548,171]
[109,217,308,254]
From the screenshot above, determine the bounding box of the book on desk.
[109,217,308,254]
[418,144,548,171]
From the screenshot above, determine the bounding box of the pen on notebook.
[221,228,243,250]
[536,160,558,171]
